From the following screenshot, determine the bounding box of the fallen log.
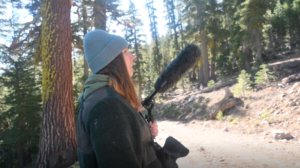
[200,79,237,94]
[209,87,243,119]
[281,73,300,84]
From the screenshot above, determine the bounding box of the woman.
[76,29,161,168]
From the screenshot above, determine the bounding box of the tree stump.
[209,87,243,119]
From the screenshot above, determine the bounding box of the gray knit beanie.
[83,30,128,74]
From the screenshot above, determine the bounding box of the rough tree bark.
[134,29,143,101]
[210,43,216,81]
[243,43,252,71]
[209,87,242,119]
[83,1,89,79]
[37,0,77,167]
[94,0,106,30]
[198,66,204,88]
[281,74,300,84]
[196,0,210,86]
[255,29,262,62]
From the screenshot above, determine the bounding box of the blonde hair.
[98,53,142,112]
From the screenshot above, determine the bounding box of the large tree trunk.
[200,28,210,86]
[196,1,210,86]
[134,30,142,101]
[37,0,77,167]
[94,0,106,30]
[170,0,180,52]
[210,61,216,81]
[192,67,197,80]
[83,3,89,79]
[243,43,251,71]
[210,41,216,81]
[255,29,262,62]
[197,66,204,89]
[288,21,293,50]
[268,29,275,56]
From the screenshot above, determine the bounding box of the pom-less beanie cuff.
[83,30,128,74]
[88,36,128,74]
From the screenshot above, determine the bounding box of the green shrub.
[230,118,238,124]
[250,120,260,125]
[184,105,192,112]
[260,110,273,121]
[162,104,182,118]
[232,70,252,97]
[255,64,276,88]
[245,99,251,103]
[216,111,224,120]
[192,102,201,109]
[207,80,215,87]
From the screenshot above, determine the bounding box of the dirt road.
[155,120,300,168]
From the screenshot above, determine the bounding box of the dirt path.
[155,120,300,168]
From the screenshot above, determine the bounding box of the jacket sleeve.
[86,96,143,168]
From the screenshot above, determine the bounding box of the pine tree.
[72,0,92,80]
[283,0,299,50]
[255,64,276,88]
[124,1,146,101]
[146,0,162,74]
[0,59,42,168]
[233,70,252,97]
[238,0,270,62]
[195,0,210,86]
[271,0,287,52]
[0,0,9,39]
[292,0,300,48]
[36,0,77,167]
[164,0,180,54]
[71,0,123,80]
[93,0,122,30]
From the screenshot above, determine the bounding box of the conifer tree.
[36,0,77,167]
[0,59,42,168]
[206,0,225,81]
[146,0,162,74]
[238,0,270,62]
[271,0,286,52]
[292,0,300,47]
[233,70,252,97]
[72,0,123,81]
[72,0,92,80]
[93,0,122,30]
[255,64,276,88]
[164,0,180,54]
[283,0,299,50]
[124,1,146,101]
[0,0,9,38]
[195,0,210,86]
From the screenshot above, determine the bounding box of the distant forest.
[0,0,299,167]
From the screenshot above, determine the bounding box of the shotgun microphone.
[154,44,202,93]
[142,44,201,123]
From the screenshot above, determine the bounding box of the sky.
[0,0,166,69]
[110,0,166,44]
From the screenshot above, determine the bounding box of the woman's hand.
[149,121,159,137]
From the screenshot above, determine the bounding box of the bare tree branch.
[8,11,41,51]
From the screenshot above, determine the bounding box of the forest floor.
[153,54,300,168]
